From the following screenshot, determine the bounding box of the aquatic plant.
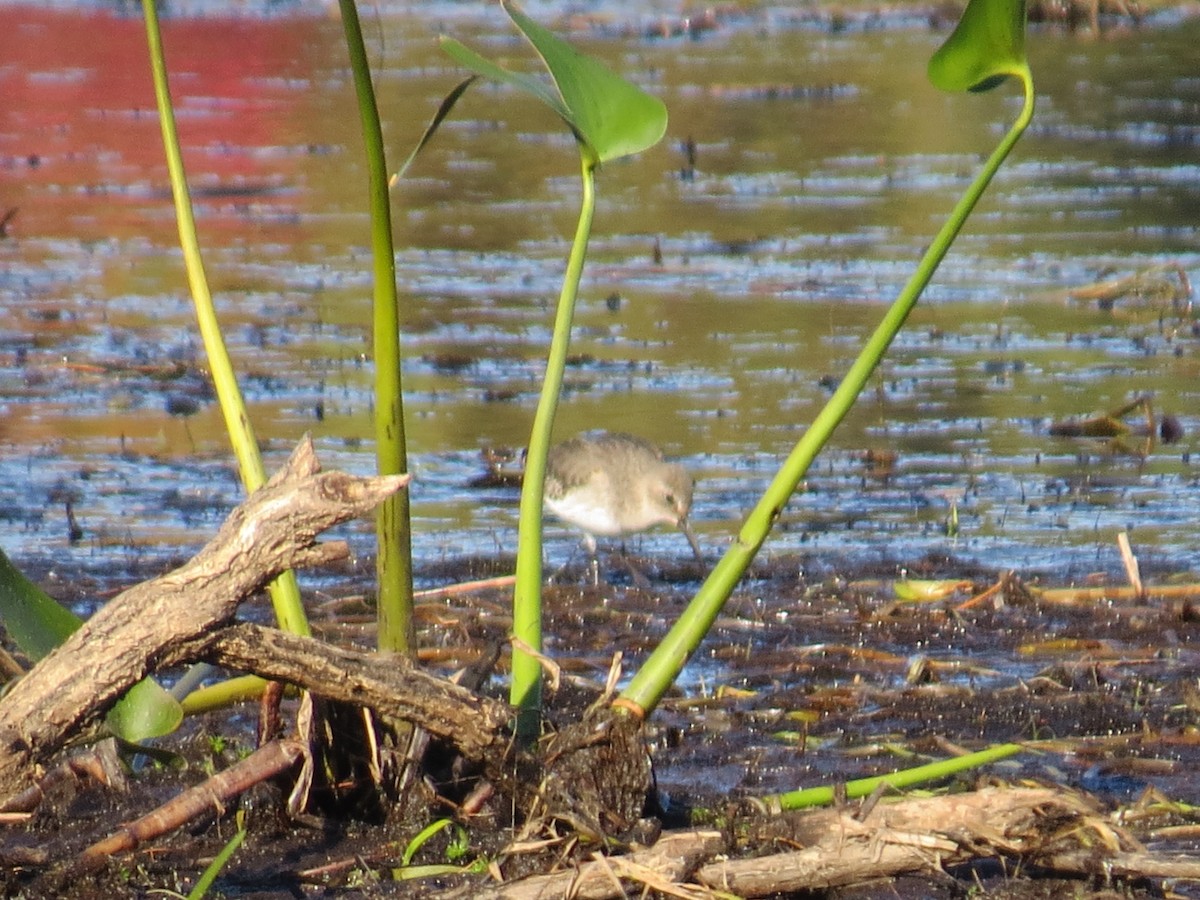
[618,0,1036,720]
[0,545,181,742]
[140,0,310,639]
[431,1,667,740]
[337,0,415,656]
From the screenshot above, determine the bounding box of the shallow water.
[1,2,1199,588]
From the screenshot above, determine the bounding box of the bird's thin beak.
[679,519,704,564]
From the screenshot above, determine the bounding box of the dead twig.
[70,739,305,876]
[433,829,725,900]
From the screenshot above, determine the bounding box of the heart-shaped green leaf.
[503,1,666,165]
[439,37,572,124]
[0,545,182,741]
[928,0,1029,93]
[439,1,667,167]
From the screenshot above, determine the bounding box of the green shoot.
[141,0,309,638]
[336,0,415,656]
[618,0,1034,717]
[438,1,666,741]
[186,809,247,899]
[760,743,1025,812]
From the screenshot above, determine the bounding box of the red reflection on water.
[0,5,333,240]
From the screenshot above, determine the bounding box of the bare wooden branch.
[0,437,408,800]
[428,787,1154,899]
[166,623,512,761]
[1045,850,1200,881]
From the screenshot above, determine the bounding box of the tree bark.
[166,623,511,761]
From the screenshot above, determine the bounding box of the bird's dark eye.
[664,493,676,505]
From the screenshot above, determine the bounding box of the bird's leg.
[616,542,653,591]
[546,531,585,585]
[584,533,601,587]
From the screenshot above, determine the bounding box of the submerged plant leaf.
[439,1,667,167]
[928,0,1029,93]
[0,545,182,741]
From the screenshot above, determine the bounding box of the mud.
[2,550,1198,898]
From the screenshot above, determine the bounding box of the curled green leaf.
[928,0,1029,93]
[439,2,667,167]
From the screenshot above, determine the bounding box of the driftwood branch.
[698,786,1115,896]
[435,829,726,900]
[427,786,1154,900]
[165,623,511,760]
[0,437,408,801]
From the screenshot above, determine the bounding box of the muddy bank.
[3,540,1199,898]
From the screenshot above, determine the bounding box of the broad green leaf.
[0,545,182,741]
[439,36,572,125]
[928,0,1029,93]
[439,2,667,167]
[0,545,81,659]
[108,679,184,742]
[503,1,667,165]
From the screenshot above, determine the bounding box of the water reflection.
[0,5,1197,581]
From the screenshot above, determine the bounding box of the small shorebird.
[543,432,703,578]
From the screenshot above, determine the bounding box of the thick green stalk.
[759,743,1024,812]
[338,0,414,654]
[511,160,597,742]
[619,76,1035,716]
[142,0,308,637]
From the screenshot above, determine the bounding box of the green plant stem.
[141,0,308,638]
[759,742,1025,813]
[338,0,414,654]
[619,75,1035,717]
[187,811,246,899]
[511,159,597,742]
[179,674,272,716]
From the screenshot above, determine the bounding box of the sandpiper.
[543,432,703,573]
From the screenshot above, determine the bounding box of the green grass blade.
[187,810,246,899]
[619,53,1034,721]
[390,75,477,185]
[762,743,1025,812]
[141,0,309,637]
